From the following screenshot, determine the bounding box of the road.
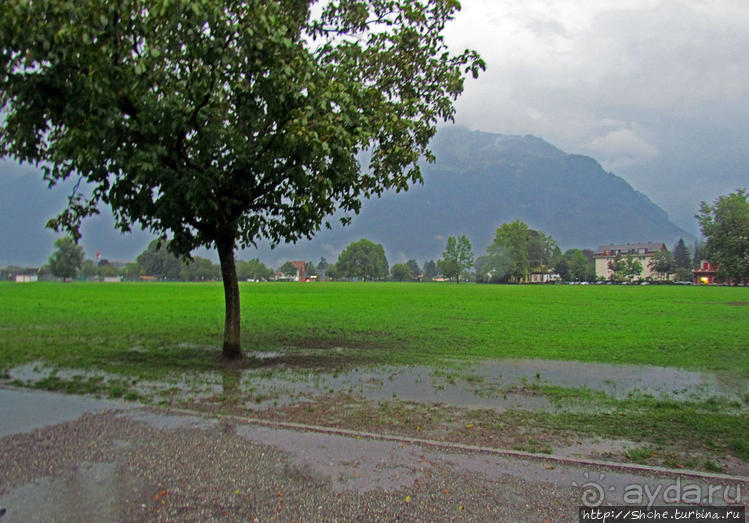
[0,388,745,522]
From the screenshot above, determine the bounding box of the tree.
[526,230,561,270]
[122,262,140,281]
[486,221,529,282]
[0,0,483,359]
[136,240,182,280]
[423,260,438,281]
[279,261,299,279]
[48,237,84,281]
[316,257,329,281]
[673,238,691,269]
[556,249,592,282]
[97,260,121,278]
[390,263,413,282]
[79,259,99,280]
[697,189,749,283]
[406,259,421,280]
[336,239,388,281]
[608,254,643,282]
[180,256,220,281]
[692,241,702,269]
[305,261,317,278]
[439,235,473,284]
[236,258,273,281]
[648,250,674,280]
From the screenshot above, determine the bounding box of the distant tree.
[0,0,482,359]
[437,258,461,283]
[305,261,317,278]
[486,221,529,282]
[608,254,643,282]
[122,262,140,281]
[390,263,413,282]
[697,189,749,283]
[79,259,99,280]
[648,250,674,280]
[325,263,338,281]
[97,261,120,278]
[673,239,691,269]
[674,267,693,282]
[336,239,388,281]
[556,249,592,281]
[423,260,438,280]
[439,235,474,284]
[180,257,219,281]
[692,241,702,269]
[526,230,561,270]
[279,261,299,279]
[316,257,329,281]
[136,240,182,280]
[554,257,570,282]
[48,237,84,281]
[244,259,273,281]
[407,259,421,280]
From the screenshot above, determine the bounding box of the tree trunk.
[217,238,242,359]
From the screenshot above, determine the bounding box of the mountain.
[247,126,693,264]
[0,127,693,267]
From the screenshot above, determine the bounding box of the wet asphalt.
[0,388,746,522]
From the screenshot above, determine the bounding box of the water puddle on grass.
[236,358,747,412]
[5,358,745,413]
[4,362,224,403]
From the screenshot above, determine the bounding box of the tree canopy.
[336,238,388,281]
[555,248,593,282]
[390,263,413,281]
[607,254,642,282]
[48,236,84,281]
[673,238,691,269]
[438,234,473,284]
[648,249,674,280]
[0,0,482,358]
[697,189,749,283]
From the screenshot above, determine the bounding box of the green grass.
[1,281,748,378]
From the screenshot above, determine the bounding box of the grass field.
[1,281,748,376]
[2,281,748,473]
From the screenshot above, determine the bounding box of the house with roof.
[693,260,718,284]
[593,242,667,281]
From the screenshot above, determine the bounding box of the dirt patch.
[726,301,749,306]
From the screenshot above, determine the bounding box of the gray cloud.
[446,0,749,232]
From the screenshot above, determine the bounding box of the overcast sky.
[445,0,749,232]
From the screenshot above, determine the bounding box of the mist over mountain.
[0,127,693,268]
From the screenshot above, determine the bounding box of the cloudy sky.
[445,0,749,232]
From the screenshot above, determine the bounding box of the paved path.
[0,388,746,522]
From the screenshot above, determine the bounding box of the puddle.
[236,359,747,412]
[468,359,742,400]
[4,362,224,402]
[5,358,746,414]
[0,388,134,437]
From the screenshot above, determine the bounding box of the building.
[529,272,561,283]
[693,260,718,284]
[593,242,666,281]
